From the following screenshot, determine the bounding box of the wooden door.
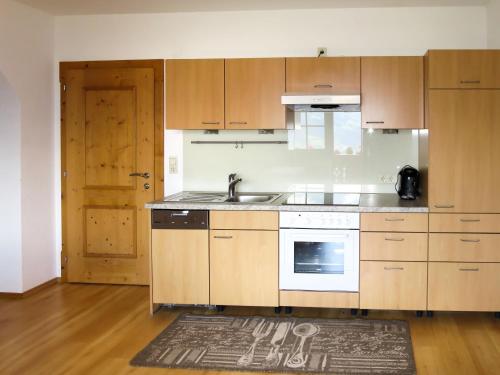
[210,230,278,306]
[151,229,209,304]
[428,90,500,212]
[166,59,224,129]
[361,57,423,129]
[286,57,360,94]
[225,58,285,129]
[427,50,500,89]
[61,61,163,284]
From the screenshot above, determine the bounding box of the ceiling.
[15,0,490,16]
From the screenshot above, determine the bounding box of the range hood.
[281,93,360,112]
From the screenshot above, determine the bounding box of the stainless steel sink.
[225,193,281,204]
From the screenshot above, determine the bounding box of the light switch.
[168,156,178,174]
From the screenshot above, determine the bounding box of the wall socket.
[317,47,327,57]
[168,156,178,174]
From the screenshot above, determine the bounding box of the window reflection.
[289,112,325,150]
[333,112,362,155]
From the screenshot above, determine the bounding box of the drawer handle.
[460,218,481,223]
[384,218,405,222]
[314,84,333,88]
[385,238,405,242]
[434,204,455,208]
[213,235,233,239]
[201,121,220,125]
[460,239,480,243]
[384,267,404,271]
[459,268,479,272]
[365,121,385,124]
[229,121,248,125]
[460,80,480,84]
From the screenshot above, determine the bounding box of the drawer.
[279,291,359,309]
[361,232,427,261]
[210,210,278,230]
[361,213,428,232]
[360,261,427,310]
[429,214,500,233]
[428,262,500,311]
[429,233,500,262]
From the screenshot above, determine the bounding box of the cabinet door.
[428,262,500,311]
[360,261,427,310]
[286,57,360,94]
[429,90,500,212]
[225,58,285,129]
[210,230,278,306]
[361,57,423,129]
[151,229,209,304]
[428,50,500,89]
[166,59,224,129]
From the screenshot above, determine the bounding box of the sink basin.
[225,193,281,203]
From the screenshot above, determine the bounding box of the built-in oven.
[279,212,359,292]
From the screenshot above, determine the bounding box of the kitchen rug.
[131,314,416,374]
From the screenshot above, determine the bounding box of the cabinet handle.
[365,121,385,124]
[229,121,248,125]
[201,121,220,125]
[434,204,455,208]
[460,218,481,222]
[460,80,480,84]
[213,235,233,239]
[313,84,333,88]
[384,267,404,271]
[385,238,405,242]
[460,239,480,243]
[384,218,404,222]
[459,268,479,272]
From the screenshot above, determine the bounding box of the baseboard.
[0,277,61,299]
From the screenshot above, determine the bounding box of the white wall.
[0,0,55,292]
[0,73,22,293]
[487,0,500,47]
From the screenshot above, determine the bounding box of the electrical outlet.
[168,156,178,174]
[317,47,327,57]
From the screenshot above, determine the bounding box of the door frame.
[59,60,164,282]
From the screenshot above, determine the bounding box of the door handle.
[385,238,405,242]
[384,218,404,222]
[434,204,454,209]
[313,84,333,88]
[460,239,480,243]
[213,236,233,239]
[460,218,480,222]
[459,268,479,272]
[129,172,150,179]
[384,267,404,271]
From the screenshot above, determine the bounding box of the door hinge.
[63,170,68,177]
[62,83,67,92]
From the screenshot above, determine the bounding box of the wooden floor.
[0,284,499,375]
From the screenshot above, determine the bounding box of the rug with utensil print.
[131,313,416,374]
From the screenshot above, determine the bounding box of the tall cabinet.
[426,50,500,313]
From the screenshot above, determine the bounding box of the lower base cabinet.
[360,261,427,310]
[210,229,278,306]
[151,229,209,305]
[428,262,500,311]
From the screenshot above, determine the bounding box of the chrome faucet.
[228,173,242,200]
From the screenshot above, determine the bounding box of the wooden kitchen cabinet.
[360,261,427,310]
[166,59,224,129]
[360,232,427,261]
[427,50,500,89]
[429,233,500,262]
[361,57,423,129]
[428,262,500,311]
[210,210,278,230]
[210,229,279,306]
[360,213,428,232]
[286,57,360,94]
[225,58,285,129]
[151,229,209,304]
[428,90,500,212]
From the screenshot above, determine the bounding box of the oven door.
[279,229,359,292]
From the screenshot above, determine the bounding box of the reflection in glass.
[333,112,362,155]
[294,241,345,274]
[289,112,325,150]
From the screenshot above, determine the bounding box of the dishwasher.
[151,209,209,306]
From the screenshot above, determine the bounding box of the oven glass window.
[294,241,345,274]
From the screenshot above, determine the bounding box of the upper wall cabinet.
[166,59,224,129]
[361,56,424,129]
[286,57,360,94]
[427,50,500,89]
[225,58,286,130]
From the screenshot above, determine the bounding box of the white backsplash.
[165,113,420,196]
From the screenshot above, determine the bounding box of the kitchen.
[1,1,500,374]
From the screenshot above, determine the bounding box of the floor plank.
[0,284,499,374]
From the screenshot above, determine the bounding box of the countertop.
[146,193,428,213]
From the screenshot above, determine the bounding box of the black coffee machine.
[396,165,420,200]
